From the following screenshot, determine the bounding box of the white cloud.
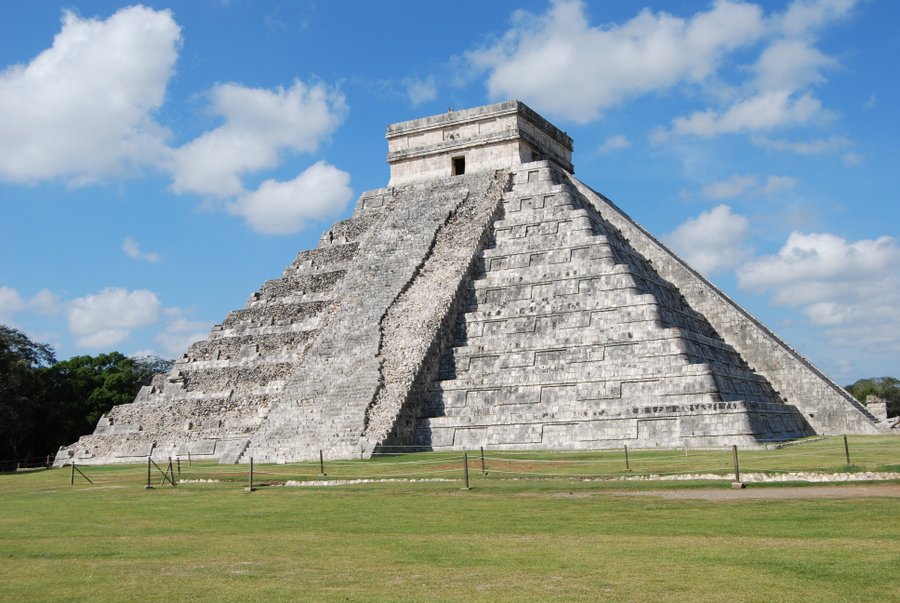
[752,135,851,154]
[122,237,162,263]
[0,286,25,325]
[0,6,179,184]
[699,174,797,200]
[663,204,752,275]
[777,0,856,38]
[701,175,759,200]
[168,80,346,198]
[155,310,212,357]
[0,286,61,323]
[468,0,766,123]
[737,232,900,352]
[67,287,161,348]
[753,39,836,91]
[405,76,437,106]
[671,90,823,137]
[598,134,630,153]
[230,161,353,235]
[656,0,855,141]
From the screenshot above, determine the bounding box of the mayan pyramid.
[56,101,883,465]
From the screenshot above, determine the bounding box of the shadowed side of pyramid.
[55,101,883,466]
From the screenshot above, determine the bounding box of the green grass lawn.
[2,436,899,602]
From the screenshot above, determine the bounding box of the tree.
[845,377,900,418]
[0,323,175,466]
[40,353,175,451]
[0,325,55,463]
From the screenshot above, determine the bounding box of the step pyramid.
[56,101,882,465]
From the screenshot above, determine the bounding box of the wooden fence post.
[624,444,630,472]
[462,452,470,490]
[145,457,153,490]
[732,445,745,488]
[245,457,256,492]
[843,435,852,466]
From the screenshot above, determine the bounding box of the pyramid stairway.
[414,163,816,450]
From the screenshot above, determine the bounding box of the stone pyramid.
[56,101,882,465]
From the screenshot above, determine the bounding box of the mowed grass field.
[2,436,899,602]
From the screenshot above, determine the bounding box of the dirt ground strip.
[615,484,900,501]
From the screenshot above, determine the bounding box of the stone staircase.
[414,163,815,451]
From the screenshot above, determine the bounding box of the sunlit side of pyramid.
[56,101,882,465]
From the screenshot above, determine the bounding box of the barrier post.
[843,435,852,466]
[624,444,630,472]
[732,445,744,488]
[462,452,470,490]
[319,449,326,476]
[70,462,75,486]
[46,455,51,469]
[177,457,181,476]
[145,457,153,489]
[246,457,256,492]
[480,447,486,475]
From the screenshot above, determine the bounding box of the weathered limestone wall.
[412,162,818,451]
[387,100,573,186]
[570,179,881,435]
[56,100,881,467]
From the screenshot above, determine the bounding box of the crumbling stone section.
[364,170,512,450]
[244,172,506,462]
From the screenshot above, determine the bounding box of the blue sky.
[0,0,897,384]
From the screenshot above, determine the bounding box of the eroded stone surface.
[56,101,884,466]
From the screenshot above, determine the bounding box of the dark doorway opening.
[452,156,466,176]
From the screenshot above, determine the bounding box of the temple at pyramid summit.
[56,100,886,466]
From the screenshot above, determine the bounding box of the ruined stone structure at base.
[57,101,885,466]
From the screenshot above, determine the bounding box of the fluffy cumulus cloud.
[469,0,766,123]
[663,204,752,275]
[474,1,857,140]
[0,6,352,236]
[230,161,353,235]
[0,6,180,184]
[662,0,855,139]
[67,287,161,348]
[738,232,900,352]
[168,80,346,198]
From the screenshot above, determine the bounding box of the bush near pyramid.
[56,101,884,466]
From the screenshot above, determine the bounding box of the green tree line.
[0,324,173,468]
